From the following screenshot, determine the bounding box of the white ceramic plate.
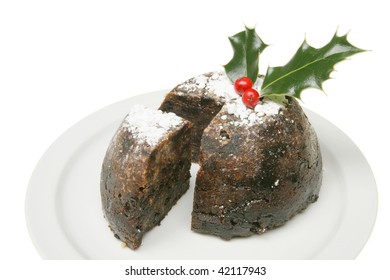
[25,90,377,259]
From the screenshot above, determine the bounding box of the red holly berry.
[242,88,260,108]
[234,77,253,95]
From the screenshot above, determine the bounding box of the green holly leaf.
[223,26,268,83]
[261,31,366,99]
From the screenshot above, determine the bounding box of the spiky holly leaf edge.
[260,31,367,100]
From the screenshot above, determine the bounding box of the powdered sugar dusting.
[206,71,264,100]
[206,72,233,99]
[177,71,284,126]
[225,99,284,126]
[206,72,283,126]
[122,105,184,146]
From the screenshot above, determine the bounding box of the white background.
[1,0,389,278]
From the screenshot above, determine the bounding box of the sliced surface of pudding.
[159,72,237,162]
[100,105,192,249]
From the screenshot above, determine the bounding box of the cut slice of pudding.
[100,105,192,249]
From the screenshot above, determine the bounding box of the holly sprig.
[223,26,268,83]
[223,27,366,101]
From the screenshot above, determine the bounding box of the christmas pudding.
[100,105,192,249]
[159,26,363,240]
[101,26,364,248]
[160,72,323,239]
